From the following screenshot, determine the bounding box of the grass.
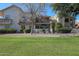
[0,35,79,56]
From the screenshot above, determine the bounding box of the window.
[65,18,69,22]
[5,15,10,19]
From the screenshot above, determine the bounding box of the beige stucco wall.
[50,16,66,27]
[2,6,24,32]
[1,6,32,32]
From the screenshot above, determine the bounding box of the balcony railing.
[0,19,12,25]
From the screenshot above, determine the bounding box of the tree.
[23,3,47,33]
[51,3,79,28]
[51,3,79,19]
[19,17,26,33]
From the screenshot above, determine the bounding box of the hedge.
[0,28,17,33]
[20,29,31,33]
[58,28,72,33]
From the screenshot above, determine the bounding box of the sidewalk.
[0,33,79,37]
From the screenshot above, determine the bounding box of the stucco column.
[50,21,53,33]
[62,17,65,27]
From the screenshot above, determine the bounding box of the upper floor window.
[5,15,11,19]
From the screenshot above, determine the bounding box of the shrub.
[20,29,24,33]
[25,29,31,33]
[58,28,72,33]
[42,29,46,33]
[20,29,31,33]
[54,23,63,32]
[0,28,17,33]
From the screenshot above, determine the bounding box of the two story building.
[0,5,75,33]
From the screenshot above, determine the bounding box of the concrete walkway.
[1,33,79,37]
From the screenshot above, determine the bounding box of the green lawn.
[0,35,79,56]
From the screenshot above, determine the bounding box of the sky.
[0,3,55,15]
[0,3,79,21]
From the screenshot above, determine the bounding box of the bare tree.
[24,3,47,33]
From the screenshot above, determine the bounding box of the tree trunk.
[31,22,35,34]
[23,29,26,34]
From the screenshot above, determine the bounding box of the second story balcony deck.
[0,18,12,25]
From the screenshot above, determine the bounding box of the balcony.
[0,18,12,25]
